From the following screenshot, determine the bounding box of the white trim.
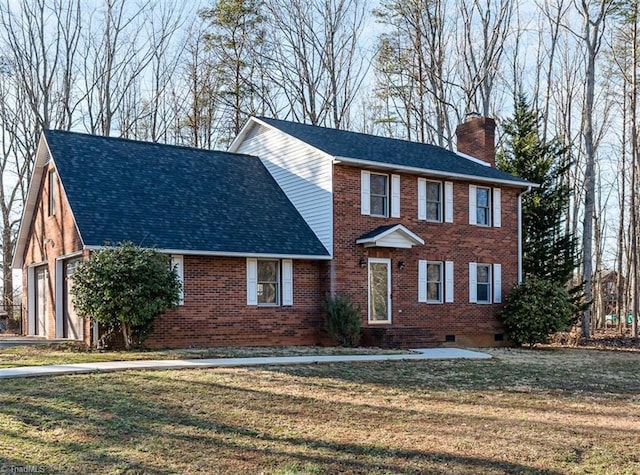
[361,170,371,215]
[445,261,454,303]
[444,181,454,223]
[282,259,293,306]
[493,187,502,228]
[455,150,491,167]
[493,263,502,303]
[27,266,36,335]
[469,262,477,303]
[355,224,425,248]
[171,255,184,305]
[518,186,533,283]
[391,174,400,218]
[417,178,427,220]
[333,155,536,188]
[84,246,332,261]
[55,259,64,337]
[368,258,392,324]
[246,258,258,306]
[469,185,477,225]
[418,260,427,303]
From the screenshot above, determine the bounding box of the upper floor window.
[48,170,56,217]
[426,181,442,222]
[370,173,388,217]
[469,185,501,227]
[476,187,491,226]
[362,171,400,218]
[418,179,453,223]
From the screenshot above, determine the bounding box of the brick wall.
[146,256,326,348]
[21,162,89,343]
[332,164,521,347]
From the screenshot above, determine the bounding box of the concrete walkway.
[0,348,490,380]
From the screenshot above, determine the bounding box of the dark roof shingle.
[44,130,329,257]
[257,117,531,186]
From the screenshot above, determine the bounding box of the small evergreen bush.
[500,277,577,348]
[323,294,362,347]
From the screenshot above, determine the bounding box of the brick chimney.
[455,114,496,167]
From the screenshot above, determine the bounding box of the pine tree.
[497,93,579,287]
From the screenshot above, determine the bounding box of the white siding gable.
[234,123,333,255]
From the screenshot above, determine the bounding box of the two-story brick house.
[13,115,532,348]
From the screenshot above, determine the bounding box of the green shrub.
[500,277,577,348]
[71,242,182,350]
[323,294,362,347]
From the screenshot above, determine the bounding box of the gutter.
[517,186,533,283]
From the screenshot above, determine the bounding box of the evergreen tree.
[497,93,579,287]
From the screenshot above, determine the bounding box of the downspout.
[518,186,533,283]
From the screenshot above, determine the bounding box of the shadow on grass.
[260,350,640,397]
[0,372,569,475]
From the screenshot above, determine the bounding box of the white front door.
[368,258,391,323]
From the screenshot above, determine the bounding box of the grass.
[0,347,639,474]
[0,344,408,368]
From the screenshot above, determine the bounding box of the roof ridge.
[44,129,257,159]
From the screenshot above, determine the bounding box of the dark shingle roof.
[44,130,329,257]
[257,117,531,186]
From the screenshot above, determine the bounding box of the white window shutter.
[445,261,454,303]
[493,187,501,227]
[418,260,427,303]
[391,174,400,218]
[469,262,477,303]
[246,258,258,305]
[445,181,454,223]
[282,259,293,306]
[361,170,370,215]
[469,185,477,225]
[418,178,427,220]
[171,255,185,305]
[493,263,502,303]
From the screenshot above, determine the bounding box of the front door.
[63,258,83,340]
[35,266,48,336]
[368,258,391,323]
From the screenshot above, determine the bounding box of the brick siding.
[331,164,519,347]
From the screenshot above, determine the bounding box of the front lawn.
[0,348,638,474]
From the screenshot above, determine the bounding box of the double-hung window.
[427,262,443,302]
[370,173,388,217]
[476,264,491,303]
[426,182,442,222]
[362,171,400,217]
[258,260,279,305]
[476,187,491,226]
[418,260,454,303]
[469,185,501,227]
[247,258,293,306]
[418,179,453,222]
[469,262,502,304]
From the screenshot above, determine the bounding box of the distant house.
[13,115,533,348]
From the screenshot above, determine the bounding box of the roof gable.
[31,130,329,258]
[254,117,533,187]
[356,224,424,249]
